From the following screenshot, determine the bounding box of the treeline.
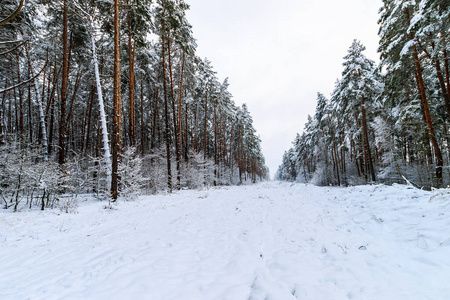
[0,0,268,210]
[276,0,449,189]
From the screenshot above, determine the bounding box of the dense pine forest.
[0,0,268,210]
[276,0,450,189]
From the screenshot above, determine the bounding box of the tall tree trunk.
[435,58,450,118]
[111,0,123,200]
[59,0,69,166]
[16,53,24,139]
[48,99,55,155]
[193,105,198,152]
[27,80,32,143]
[140,78,145,153]
[161,29,172,192]
[34,77,48,160]
[361,95,376,182]
[213,98,218,186]
[66,70,82,134]
[407,9,443,184]
[428,43,450,119]
[178,51,185,164]
[444,49,450,98]
[0,88,6,144]
[91,30,112,188]
[203,92,208,159]
[167,40,180,189]
[128,27,136,147]
[184,100,189,161]
[413,46,443,183]
[151,85,159,149]
[82,83,94,154]
[327,117,341,185]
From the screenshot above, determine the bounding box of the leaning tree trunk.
[413,46,443,183]
[91,30,112,189]
[406,9,443,184]
[413,46,444,185]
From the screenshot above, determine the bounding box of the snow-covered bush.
[119,147,149,200]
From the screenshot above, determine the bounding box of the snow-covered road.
[1,182,450,299]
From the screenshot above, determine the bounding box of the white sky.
[185,0,383,178]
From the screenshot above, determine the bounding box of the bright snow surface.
[1,182,450,300]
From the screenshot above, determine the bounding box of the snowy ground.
[1,182,450,300]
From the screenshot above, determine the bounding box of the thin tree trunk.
[444,48,450,105]
[48,100,55,155]
[161,29,172,192]
[59,0,69,166]
[151,85,159,149]
[34,80,48,160]
[435,58,450,117]
[66,70,82,134]
[178,51,185,164]
[128,28,136,147]
[45,64,59,120]
[140,78,145,153]
[213,98,218,186]
[27,82,31,143]
[24,47,48,160]
[16,53,24,139]
[327,117,340,185]
[184,100,189,161]
[0,88,6,144]
[167,40,180,189]
[82,83,94,154]
[361,95,376,182]
[193,105,198,152]
[203,92,208,159]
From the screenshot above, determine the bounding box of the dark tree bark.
[167,40,180,189]
[59,0,69,166]
[361,94,376,182]
[128,29,136,147]
[161,28,172,192]
[406,9,443,184]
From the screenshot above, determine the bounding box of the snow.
[1,182,450,299]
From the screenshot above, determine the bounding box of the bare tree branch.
[0,40,27,56]
[0,59,47,94]
[0,0,25,26]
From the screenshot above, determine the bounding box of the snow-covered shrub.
[141,147,169,193]
[119,147,149,200]
[183,151,215,188]
[84,155,111,200]
[0,143,64,211]
[57,195,79,214]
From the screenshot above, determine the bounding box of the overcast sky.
[185,0,383,178]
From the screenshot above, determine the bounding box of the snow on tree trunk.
[91,32,112,189]
[34,78,48,161]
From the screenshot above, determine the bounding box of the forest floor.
[1,181,450,300]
